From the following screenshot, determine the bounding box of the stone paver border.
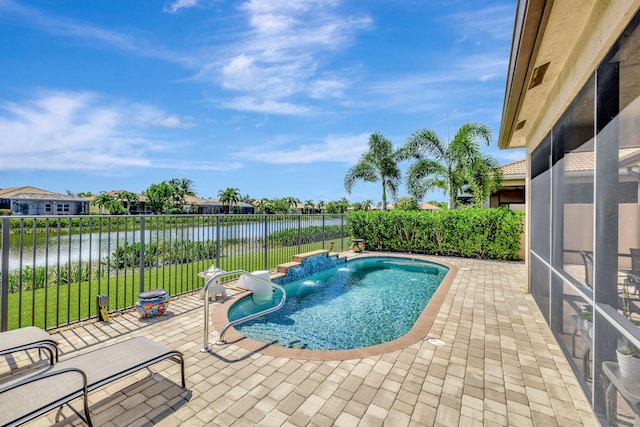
[211,253,457,360]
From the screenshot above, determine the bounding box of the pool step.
[276,261,301,274]
[292,250,330,263]
[237,323,340,350]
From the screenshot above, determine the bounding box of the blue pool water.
[228,257,448,350]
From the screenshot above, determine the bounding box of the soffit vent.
[528,61,550,89]
[515,120,526,131]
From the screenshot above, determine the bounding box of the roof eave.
[498,0,552,150]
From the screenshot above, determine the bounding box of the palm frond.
[403,129,446,162]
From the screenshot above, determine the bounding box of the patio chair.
[0,336,186,426]
[624,248,640,296]
[0,326,59,365]
[578,251,593,288]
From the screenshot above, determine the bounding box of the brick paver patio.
[5,254,599,426]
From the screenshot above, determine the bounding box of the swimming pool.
[227,256,449,351]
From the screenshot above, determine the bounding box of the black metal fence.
[0,214,349,331]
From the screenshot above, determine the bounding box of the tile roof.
[0,186,87,202]
[419,202,441,210]
[500,159,526,176]
[0,186,53,197]
[500,148,640,178]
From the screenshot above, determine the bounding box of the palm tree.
[316,200,326,214]
[169,178,195,210]
[402,122,501,209]
[362,199,373,211]
[93,193,118,215]
[465,154,503,207]
[115,191,139,214]
[285,196,301,213]
[344,132,402,211]
[240,193,254,204]
[255,198,272,214]
[337,197,350,213]
[218,187,241,213]
[304,199,315,214]
[273,198,290,214]
[172,178,196,196]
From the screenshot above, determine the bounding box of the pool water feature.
[228,256,448,351]
[273,253,346,285]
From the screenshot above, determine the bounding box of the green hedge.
[347,208,524,260]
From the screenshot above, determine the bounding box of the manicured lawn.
[6,238,350,330]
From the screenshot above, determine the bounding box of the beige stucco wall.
[563,204,640,269]
[523,1,640,154]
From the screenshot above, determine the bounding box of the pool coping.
[211,251,458,360]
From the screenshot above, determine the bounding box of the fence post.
[297,215,301,253]
[341,215,345,252]
[216,215,221,268]
[263,215,268,270]
[322,215,326,249]
[139,217,145,293]
[1,218,9,331]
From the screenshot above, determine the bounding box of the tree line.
[87,181,392,216]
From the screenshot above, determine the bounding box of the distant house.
[217,200,255,214]
[184,195,216,214]
[0,186,89,215]
[86,191,152,215]
[418,202,441,211]
[487,159,526,209]
[187,197,255,215]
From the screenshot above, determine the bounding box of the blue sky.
[0,0,524,204]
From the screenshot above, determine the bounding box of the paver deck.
[3,254,599,426]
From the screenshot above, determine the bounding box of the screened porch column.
[593,60,620,414]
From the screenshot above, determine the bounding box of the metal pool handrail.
[200,270,286,351]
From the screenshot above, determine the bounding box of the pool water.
[228,257,448,350]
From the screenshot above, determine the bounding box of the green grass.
[5,237,351,331]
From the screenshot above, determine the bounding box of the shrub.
[394,197,419,210]
[7,265,49,291]
[347,208,524,260]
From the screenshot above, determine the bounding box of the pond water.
[1,217,343,270]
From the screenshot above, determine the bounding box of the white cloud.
[198,0,372,112]
[357,50,509,113]
[221,54,261,91]
[309,78,348,99]
[222,97,311,115]
[152,159,242,171]
[234,133,370,164]
[239,0,340,15]
[449,5,515,43]
[256,116,268,128]
[0,91,218,171]
[132,106,195,128]
[164,0,200,14]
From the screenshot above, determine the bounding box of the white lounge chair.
[0,326,59,365]
[0,336,186,426]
